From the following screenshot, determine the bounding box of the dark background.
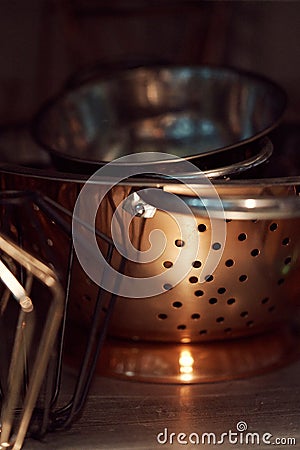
[0,0,299,124]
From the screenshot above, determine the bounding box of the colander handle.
[140,188,300,220]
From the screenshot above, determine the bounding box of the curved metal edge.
[0,234,64,450]
[31,64,287,167]
[165,194,300,220]
[203,137,273,178]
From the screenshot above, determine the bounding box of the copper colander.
[65,181,300,383]
[1,126,300,384]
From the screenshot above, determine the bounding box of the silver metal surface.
[1,125,300,384]
[33,66,286,176]
[78,194,300,342]
[0,234,64,450]
[0,127,299,218]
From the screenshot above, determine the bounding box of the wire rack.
[0,190,118,449]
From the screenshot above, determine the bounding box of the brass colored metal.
[0,235,64,450]
[1,125,300,386]
[97,325,300,383]
[69,210,300,342]
[65,181,300,382]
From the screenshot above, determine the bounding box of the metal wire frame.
[0,232,64,450]
[32,193,122,426]
[0,189,124,446]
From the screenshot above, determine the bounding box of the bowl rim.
[31,64,287,168]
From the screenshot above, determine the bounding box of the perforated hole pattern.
[147,220,292,342]
[97,215,300,343]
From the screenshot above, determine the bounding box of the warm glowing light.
[179,350,194,367]
[180,373,193,382]
[181,338,191,344]
[146,82,160,104]
[125,371,134,377]
[181,366,193,374]
[244,199,257,209]
[179,350,194,381]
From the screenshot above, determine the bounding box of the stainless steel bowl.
[33,66,286,176]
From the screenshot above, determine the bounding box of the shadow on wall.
[0,1,299,123]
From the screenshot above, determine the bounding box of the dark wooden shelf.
[26,359,300,449]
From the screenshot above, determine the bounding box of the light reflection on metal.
[0,234,64,450]
[0,260,33,313]
[146,81,160,105]
[244,198,257,209]
[179,350,194,382]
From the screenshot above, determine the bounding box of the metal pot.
[32,65,286,177]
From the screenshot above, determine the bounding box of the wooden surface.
[25,358,300,449]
